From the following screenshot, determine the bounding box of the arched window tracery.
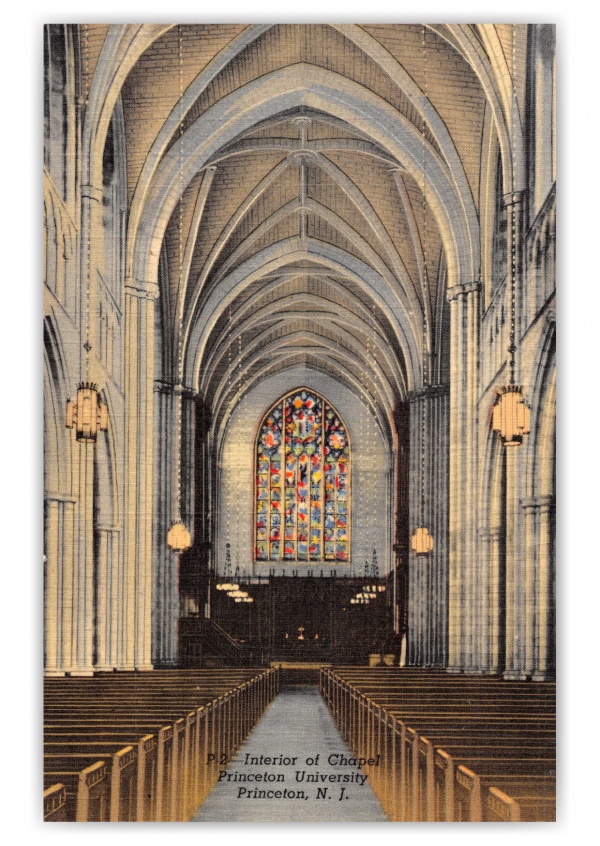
[255,388,350,563]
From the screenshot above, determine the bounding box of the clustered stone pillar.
[122,279,158,671]
[94,525,121,671]
[392,402,410,656]
[152,382,198,667]
[534,495,555,680]
[72,439,96,675]
[407,385,449,667]
[502,448,524,679]
[44,495,76,676]
[521,494,555,681]
[486,527,503,674]
[153,382,178,667]
[44,441,96,677]
[192,396,213,616]
[447,281,480,673]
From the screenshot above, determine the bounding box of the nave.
[191,686,388,822]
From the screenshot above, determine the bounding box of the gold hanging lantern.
[166,522,191,553]
[412,527,433,556]
[492,386,531,446]
[66,382,108,442]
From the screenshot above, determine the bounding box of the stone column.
[475,530,491,673]
[522,499,538,677]
[503,448,527,680]
[393,402,410,657]
[94,526,121,671]
[122,279,159,671]
[193,396,213,618]
[44,495,77,676]
[533,495,555,680]
[447,282,480,673]
[486,527,502,674]
[407,386,449,668]
[153,382,180,667]
[68,438,95,676]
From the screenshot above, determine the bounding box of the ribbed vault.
[79,22,527,454]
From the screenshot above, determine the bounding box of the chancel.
[43,23,556,823]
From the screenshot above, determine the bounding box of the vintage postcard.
[43,23,556,822]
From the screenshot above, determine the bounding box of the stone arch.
[43,315,71,496]
[215,366,392,578]
[101,95,127,308]
[429,24,525,195]
[44,24,77,204]
[527,24,556,213]
[527,319,556,500]
[129,63,479,295]
[43,315,77,674]
[184,241,421,395]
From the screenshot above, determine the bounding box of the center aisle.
[191,685,389,822]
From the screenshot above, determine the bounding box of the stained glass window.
[255,389,350,563]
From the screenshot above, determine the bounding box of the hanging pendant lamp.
[492,138,530,448]
[167,521,191,553]
[66,382,108,442]
[492,385,531,446]
[411,526,434,556]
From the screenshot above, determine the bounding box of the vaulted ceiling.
[82,23,526,441]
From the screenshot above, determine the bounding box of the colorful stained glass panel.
[256,390,349,563]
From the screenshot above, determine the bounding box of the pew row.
[44,667,279,821]
[320,667,555,822]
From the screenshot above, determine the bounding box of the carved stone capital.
[407,383,449,402]
[81,184,103,203]
[45,492,77,504]
[154,380,199,400]
[125,278,160,300]
[521,494,554,511]
[534,494,555,511]
[503,189,526,208]
[446,280,481,302]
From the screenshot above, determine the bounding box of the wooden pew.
[44,667,280,821]
[44,750,135,822]
[320,667,555,822]
[43,782,68,822]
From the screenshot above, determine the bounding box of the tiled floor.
[191,685,388,822]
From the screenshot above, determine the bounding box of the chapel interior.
[43,23,556,823]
